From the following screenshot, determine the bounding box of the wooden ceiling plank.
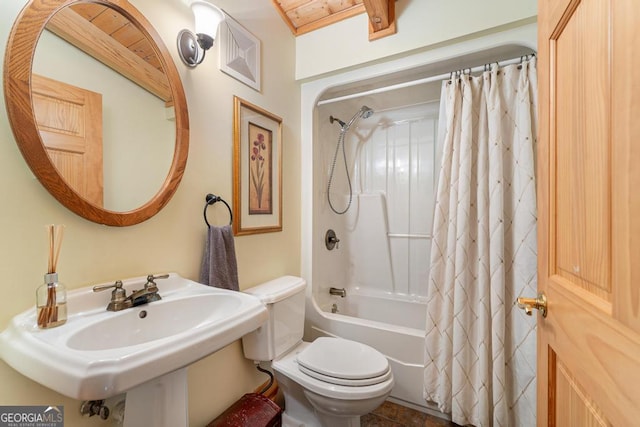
[272,0,378,37]
[69,3,108,21]
[288,0,332,28]
[296,3,365,35]
[110,21,145,48]
[327,0,362,14]
[275,0,315,13]
[46,7,171,102]
[91,7,130,35]
[128,38,154,56]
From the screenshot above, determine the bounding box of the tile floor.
[361,401,459,427]
[258,379,460,427]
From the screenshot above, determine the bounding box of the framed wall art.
[233,96,282,235]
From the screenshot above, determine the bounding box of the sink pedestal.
[124,368,188,427]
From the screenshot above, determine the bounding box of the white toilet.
[242,276,394,427]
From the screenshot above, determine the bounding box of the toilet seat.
[298,364,392,386]
[296,337,391,386]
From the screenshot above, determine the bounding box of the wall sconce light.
[177,1,225,67]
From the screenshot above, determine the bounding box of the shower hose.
[327,127,352,215]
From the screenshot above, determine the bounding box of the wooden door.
[31,74,104,207]
[537,0,640,425]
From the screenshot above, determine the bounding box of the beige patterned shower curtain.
[424,58,538,427]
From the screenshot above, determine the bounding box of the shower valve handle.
[325,229,340,250]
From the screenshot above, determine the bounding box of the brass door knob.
[517,292,547,318]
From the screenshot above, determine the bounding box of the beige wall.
[295,0,538,79]
[0,0,300,425]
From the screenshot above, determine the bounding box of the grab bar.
[387,233,432,239]
[329,287,347,298]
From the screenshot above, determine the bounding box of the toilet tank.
[242,276,306,361]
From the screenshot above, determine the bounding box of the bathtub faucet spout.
[329,287,347,298]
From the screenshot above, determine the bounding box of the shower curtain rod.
[316,54,533,106]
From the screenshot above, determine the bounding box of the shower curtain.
[424,58,538,427]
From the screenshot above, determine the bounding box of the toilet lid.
[296,337,389,380]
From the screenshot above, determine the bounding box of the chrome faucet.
[93,274,169,311]
[329,287,347,298]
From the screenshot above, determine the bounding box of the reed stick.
[52,225,64,273]
[47,224,53,274]
[38,224,65,328]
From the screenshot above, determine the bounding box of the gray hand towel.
[199,225,239,291]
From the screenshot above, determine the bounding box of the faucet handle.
[333,237,340,249]
[93,280,124,293]
[146,274,169,283]
[93,281,130,311]
[145,274,169,290]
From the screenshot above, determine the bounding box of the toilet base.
[275,371,322,427]
[303,388,386,426]
[275,364,387,427]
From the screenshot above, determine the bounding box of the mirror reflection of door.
[32,74,104,207]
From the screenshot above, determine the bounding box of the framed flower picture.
[233,96,282,235]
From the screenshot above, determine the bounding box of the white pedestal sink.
[0,273,268,426]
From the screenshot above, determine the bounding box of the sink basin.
[67,293,244,351]
[0,273,268,400]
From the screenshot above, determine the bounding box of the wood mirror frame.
[4,0,189,226]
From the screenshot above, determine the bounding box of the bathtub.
[305,289,432,410]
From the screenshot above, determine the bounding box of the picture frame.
[233,96,282,235]
[218,14,261,91]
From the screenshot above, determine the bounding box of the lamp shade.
[191,1,224,43]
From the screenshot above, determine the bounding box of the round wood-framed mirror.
[4,0,189,226]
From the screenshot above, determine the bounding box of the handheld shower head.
[345,105,375,129]
[329,106,374,131]
[360,105,374,119]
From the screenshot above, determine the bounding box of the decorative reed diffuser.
[36,224,67,329]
